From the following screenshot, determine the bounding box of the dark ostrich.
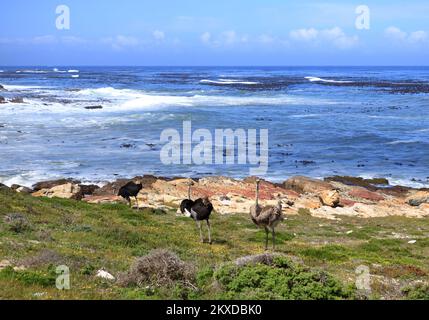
[118,180,143,208]
[179,181,214,244]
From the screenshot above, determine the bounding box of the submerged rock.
[84,105,103,110]
[10,97,24,103]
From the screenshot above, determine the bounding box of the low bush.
[214,256,354,300]
[118,249,196,291]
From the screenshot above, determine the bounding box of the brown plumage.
[250,179,284,250]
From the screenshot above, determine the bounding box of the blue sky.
[1,0,428,65]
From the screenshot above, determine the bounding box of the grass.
[0,187,428,300]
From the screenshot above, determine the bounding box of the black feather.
[118,181,143,201]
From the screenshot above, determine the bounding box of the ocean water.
[0,66,428,188]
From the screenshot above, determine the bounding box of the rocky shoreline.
[2,174,429,220]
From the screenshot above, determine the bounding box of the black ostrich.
[118,180,143,208]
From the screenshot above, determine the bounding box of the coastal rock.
[32,183,82,200]
[84,105,103,110]
[283,176,333,194]
[325,176,389,191]
[134,176,296,214]
[348,187,385,202]
[293,195,322,210]
[319,189,340,207]
[32,179,81,192]
[312,201,429,219]
[82,195,128,205]
[0,84,6,91]
[93,175,159,196]
[0,183,11,191]
[0,260,12,271]
[11,184,33,194]
[406,191,429,207]
[0,96,5,104]
[96,269,115,280]
[10,97,24,103]
[79,184,100,196]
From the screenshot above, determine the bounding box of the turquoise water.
[0,66,428,187]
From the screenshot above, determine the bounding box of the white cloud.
[31,35,57,45]
[385,27,427,44]
[409,31,428,43]
[153,30,165,41]
[290,28,318,41]
[101,35,140,50]
[200,30,250,47]
[61,36,87,45]
[385,26,407,41]
[200,32,211,44]
[257,34,275,44]
[289,27,358,49]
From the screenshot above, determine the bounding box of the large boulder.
[406,191,429,207]
[319,189,340,207]
[32,183,83,200]
[283,176,333,194]
[11,184,33,194]
[32,179,81,192]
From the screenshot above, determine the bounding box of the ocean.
[0,66,428,188]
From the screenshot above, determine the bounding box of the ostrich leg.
[272,229,276,251]
[264,227,269,251]
[197,221,204,243]
[206,220,212,245]
[135,196,139,209]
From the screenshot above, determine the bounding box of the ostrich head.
[202,196,211,206]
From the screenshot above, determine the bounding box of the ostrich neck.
[188,186,191,200]
[255,183,259,207]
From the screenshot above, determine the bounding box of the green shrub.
[402,284,429,300]
[0,266,56,287]
[214,256,354,300]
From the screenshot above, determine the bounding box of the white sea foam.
[16,70,49,74]
[71,75,80,78]
[68,69,79,73]
[386,139,422,145]
[53,68,67,73]
[0,86,336,114]
[200,79,260,85]
[305,76,353,84]
[1,84,46,91]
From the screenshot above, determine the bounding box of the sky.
[0,0,428,66]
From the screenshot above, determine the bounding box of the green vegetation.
[0,187,428,300]
[214,256,354,300]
